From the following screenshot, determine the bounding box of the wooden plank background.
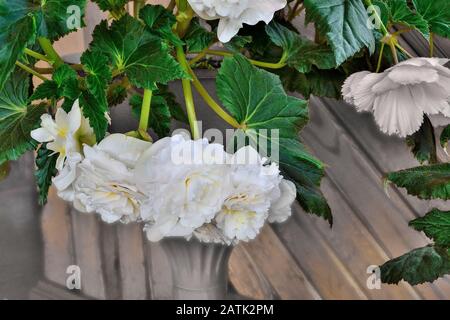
[2,1,449,299]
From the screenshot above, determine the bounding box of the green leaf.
[387,163,450,200]
[380,246,450,285]
[35,0,87,40]
[410,209,450,247]
[224,35,252,53]
[406,116,437,164]
[440,125,450,151]
[0,9,36,92]
[184,18,215,53]
[90,15,187,90]
[31,64,79,101]
[79,91,108,140]
[279,66,345,99]
[303,0,376,66]
[80,51,111,139]
[140,4,182,46]
[107,80,129,106]
[216,55,332,224]
[93,0,129,12]
[156,85,188,124]
[0,70,47,163]
[266,22,336,73]
[35,144,57,205]
[81,50,112,107]
[413,0,450,38]
[383,0,430,38]
[31,80,58,100]
[130,94,171,138]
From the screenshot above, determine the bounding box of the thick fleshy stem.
[38,37,64,68]
[139,88,153,141]
[429,33,435,57]
[188,68,240,128]
[24,48,51,63]
[376,43,385,72]
[15,61,49,81]
[176,46,200,140]
[204,49,287,69]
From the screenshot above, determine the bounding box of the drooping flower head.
[31,100,96,170]
[342,58,450,137]
[188,0,287,42]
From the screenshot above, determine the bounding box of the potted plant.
[0,0,449,298]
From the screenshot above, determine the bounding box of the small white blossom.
[135,135,230,242]
[188,0,287,43]
[31,100,95,170]
[73,134,152,223]
[342,58,450,137]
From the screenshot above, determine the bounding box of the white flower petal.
[67,100,82,133]
[97,133,152,166]
[373,87,424,137]
[30,128,54,143]
[353,72,385,112]
[188,0,286,42]
[388,65,439,85]
[268,179,296,223]
[217,18,242,43]
[341,71,370,105]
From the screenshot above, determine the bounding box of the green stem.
[38,37,64,68]
[376,43,385,73]
[429,32,435,57]
[15,61,49,81]
[364,0,389,36]
[389,42,399,64]
[395,43,414,58]
[204,49,287,69]
[288,2,304,21]
[168,0,176,11]
[24,48,51,63]
[189,50,208,66]
[139,88,152,132]
[190,68,240,128]
[133,0,145,18]
[176,46,200,140]
[176,0,188,11]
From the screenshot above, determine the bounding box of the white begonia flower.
[73,134,152,224]
[342,58,450,137]
[31,100,96,170]
[187,0,287,43]
[215,146,281,242]
[268,179,296,223]
[135,134,230,242]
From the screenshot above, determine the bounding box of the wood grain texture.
[117,224,148,299]
[41,187,75,286]
[71,210,107,299]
